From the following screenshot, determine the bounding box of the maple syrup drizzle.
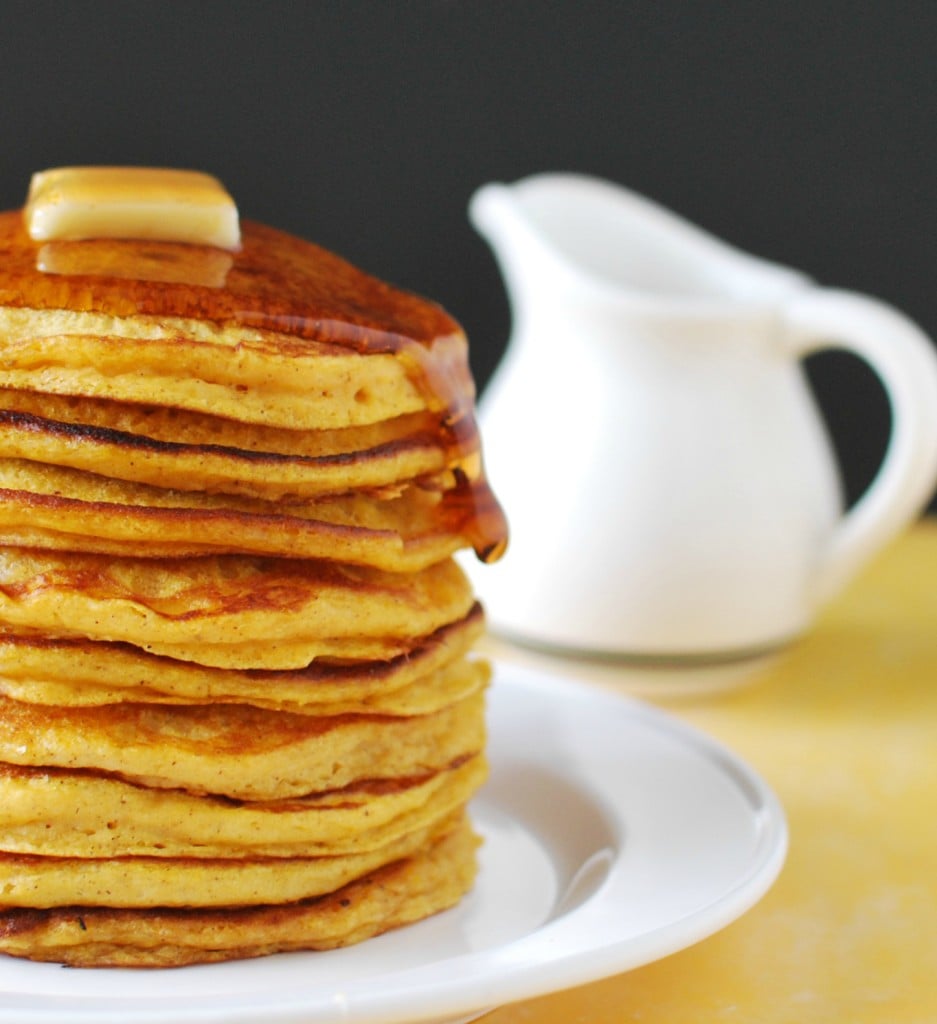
[0,210,508,562]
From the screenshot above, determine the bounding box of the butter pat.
[25,167,241,250]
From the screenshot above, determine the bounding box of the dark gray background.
[0,1,934,509]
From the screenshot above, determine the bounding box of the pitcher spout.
[469,181,578,328]
[471,173,809,310]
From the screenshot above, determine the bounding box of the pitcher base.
[480,631,793,699]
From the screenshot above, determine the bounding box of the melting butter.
[24,167,241,250]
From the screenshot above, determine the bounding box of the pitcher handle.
[785,288,937,606]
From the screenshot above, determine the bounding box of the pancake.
[0,809,463,909]
[0,457,472,568]
[0,611,487,713]
[0,689,486,799]
[0,818,479,967]
[0,214,473,429]
[0,396,457,500]
[0,314,436,429]
[0,218,476,432]
[0,548,474,669]
[0,754,486,858]
[0,388,440,454]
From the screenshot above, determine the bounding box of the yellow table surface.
[480,521,937,1024]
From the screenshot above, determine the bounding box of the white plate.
[0,663,787,1024]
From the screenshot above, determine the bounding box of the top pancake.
[0,217,472,431]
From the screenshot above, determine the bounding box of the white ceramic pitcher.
[467,172,937,662]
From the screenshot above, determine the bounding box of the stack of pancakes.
[0,174,506,967]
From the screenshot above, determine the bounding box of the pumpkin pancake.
[0,394,457,500]
[0,817,479,967]
[0,388,441,457]
[0,612,487,714]
[0,690,486,800]
[0,457,473,568]
[0,755,486,858]
[0,218,477,432]
[0,809,462,909]
[0,548,474,669]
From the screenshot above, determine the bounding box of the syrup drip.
[396,340,508,565]
[0,210,508,562]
